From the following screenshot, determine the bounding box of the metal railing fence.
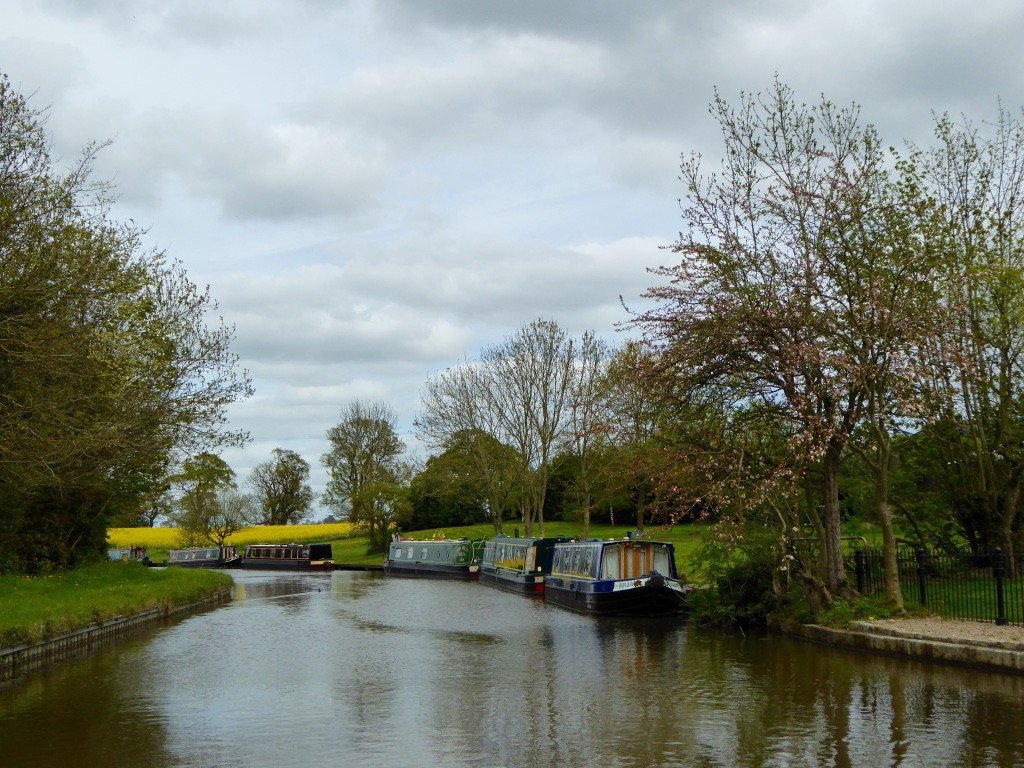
[852,546,1024,626]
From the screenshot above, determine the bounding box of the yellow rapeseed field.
[107,522,354,549]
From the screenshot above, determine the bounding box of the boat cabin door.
[622,543,653,579]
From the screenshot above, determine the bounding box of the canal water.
[2,570,1024,767]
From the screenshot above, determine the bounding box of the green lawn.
[0,562,231,648]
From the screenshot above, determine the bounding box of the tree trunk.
[1000,471,1021,578]
[821,442,848,595]
[875,429,904,611]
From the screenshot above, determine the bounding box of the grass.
[0,562,232,649]
[900,576,1024,624]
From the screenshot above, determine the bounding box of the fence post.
[854,550,865,594]
[916,547,928,608]
[994,547,1008,626]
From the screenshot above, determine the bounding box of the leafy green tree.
[322,400,408,552]
[248,448,315,525]
[176,488,251,548]
[409,447,488,530]
[0,75,252,573]
[172,453,239,546]
[917,108,1024,561]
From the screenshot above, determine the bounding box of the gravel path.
[855,617,1024,649]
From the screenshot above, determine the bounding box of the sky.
[4,0,1024,515]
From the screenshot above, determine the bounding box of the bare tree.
[416,364,521,533]
[563,331,611,540]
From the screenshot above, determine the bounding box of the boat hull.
[239,559,334,571]
[478,566,544,594]
[544,573,689,616]
[383,562,478,579]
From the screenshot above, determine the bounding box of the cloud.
[8,0,1024,509]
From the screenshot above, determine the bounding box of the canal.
[2,570,1024,767]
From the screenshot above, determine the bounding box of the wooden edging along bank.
[0,586,231,682]
[768,616,1024,675]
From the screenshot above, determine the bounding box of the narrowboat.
[544,538,690,616]
[240,543,335,571]
[383,537,485,579]
[107,546,152,566]
[167,545,241,568]
[479,535,569,595]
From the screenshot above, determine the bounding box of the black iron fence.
[852,546,1024,626]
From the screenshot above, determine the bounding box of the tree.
[917,108,1024,562]
[563,332,610,540]
[176,488,251,548]
[479,319,578,536]
[322,400,408,552]
[248,448,315,525]
[416,364,524,534]
[633,80,942,608]
[409,443,489,530]
[172,453,239,546]
[0,75,252,572]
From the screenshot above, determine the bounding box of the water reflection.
[2,570,1024,767]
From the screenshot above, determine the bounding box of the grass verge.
[0,562,232,649]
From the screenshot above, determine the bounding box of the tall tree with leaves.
[322,400,408,552]
[917,108,1024,562]
[633,80,943,607]
[172,453,239,547]
[248,448,315,525]
[0,75,252,572]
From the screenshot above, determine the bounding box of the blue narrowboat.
[383,537,485,579]
[240,543,335,571]
[544,538,690,616]
[479,535,569,595]
[168,545,241,568]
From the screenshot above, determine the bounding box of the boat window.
[602,546,620,579]
[394,547,401,559]
[653,546,672,576]
[582,548,593,574]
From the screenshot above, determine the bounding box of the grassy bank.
[0,562,232,649]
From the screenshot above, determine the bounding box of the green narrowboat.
[479,535,569,595]
[383,537,485,579]
[167,545,241,568]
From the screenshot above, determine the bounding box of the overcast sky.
[4,1,1024,514]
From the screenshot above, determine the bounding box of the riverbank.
[770,615,1024,674]
[0,562,232,648]
[0,584,231,681]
